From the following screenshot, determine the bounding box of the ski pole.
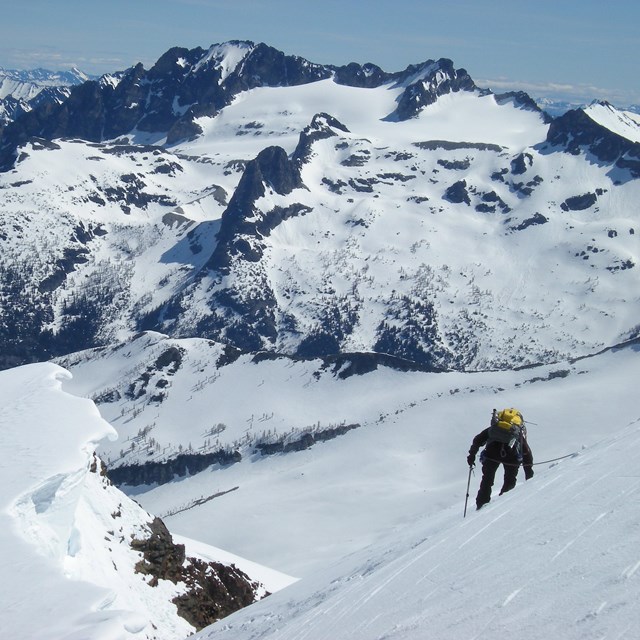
[464,464,473,518]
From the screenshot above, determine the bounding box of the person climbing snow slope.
[467,408,534,510]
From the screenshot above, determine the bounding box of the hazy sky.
[1,0,638,104]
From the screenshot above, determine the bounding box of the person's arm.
[522,439,534,479]
[467,428,489,466]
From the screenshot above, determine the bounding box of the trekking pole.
[463,464,473,518]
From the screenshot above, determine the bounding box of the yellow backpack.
[489,408,524,447]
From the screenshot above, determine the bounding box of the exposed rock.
[438,158,470,171]
[206,145,305,272]
[511,152,533,175]
[546,107,640,177]
[293,113,350,165]
[131,517,266,631]
[391,59,476,121]
[444,180,471,205]
[561,192,598,211]
[256,423,361,455]
[332,62,388,88]
[414,140,503,152]
[511,212,549,231]
[494,91,552,123]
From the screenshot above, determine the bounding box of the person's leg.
[476,458,499,509]
[499,462,519,495]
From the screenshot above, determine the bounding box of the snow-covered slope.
[584,100,640,143]
[58,331,640,638]
[2,41,640,640]
[57,329,637,573]
[196,398,640,640]
[0,363,290,639]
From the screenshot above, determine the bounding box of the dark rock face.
[414,140,503,153]
[131,517,265,631]
[132,517,187,584]
[174,559,265,631]
[494,91,552,123]
[207,145,305,272]
[333,62,388,87]
[512,212,549,231]
[391,59,476,121]
[293,113,350,165]
[561,192,598,211]
[255,423,361,455]
[546,107,640,178]
[444,180,471,205]
[511,152,533,175]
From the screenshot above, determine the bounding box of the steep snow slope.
[584,101,640,143]
[196,400,640,640]
[0,363,291,640]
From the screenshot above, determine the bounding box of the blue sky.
[1,0,638,105]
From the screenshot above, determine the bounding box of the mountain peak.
[388,57,476,120]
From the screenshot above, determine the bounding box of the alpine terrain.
[0,40,639,639]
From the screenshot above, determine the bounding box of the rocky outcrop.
[131,517,266,631]
[390,59,476,121]
[444,179,471,205]
[494,91,552,123]
[561,192,598,211]
[293,113,351,165]
[206,145,306,273]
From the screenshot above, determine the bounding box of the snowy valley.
[0,40,639,639]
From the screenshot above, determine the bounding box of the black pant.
[476,442,520,508]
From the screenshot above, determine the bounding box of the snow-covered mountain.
[0,67,89,101]
[0,67,89,128]
[0,40,638,373]
[536,96,640,119]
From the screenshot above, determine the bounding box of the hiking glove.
[467,454,475,467]
[524,467,534,480]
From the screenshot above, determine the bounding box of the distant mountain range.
[0,40,639,373]
[0,67,91,129]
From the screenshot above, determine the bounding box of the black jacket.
[468,427,534,476]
